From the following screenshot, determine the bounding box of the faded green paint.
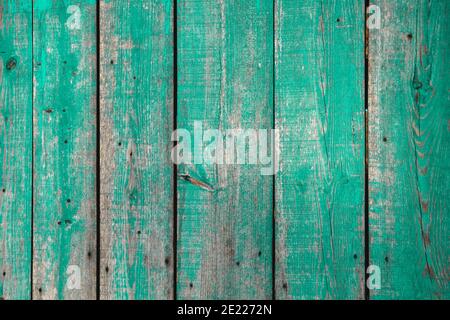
[369,0,450,299]
[0,0,33,300]
[0,0,448,301]
[99,0,174,300]
[33,0,97,299]
[275,0,366,299]
[176,0,273,299]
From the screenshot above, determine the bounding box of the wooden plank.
[0,0,33,300]
[176,0,273,299]
[275,0,366,299]
[100,0,174,300]
[32,0,97,299]
[369,0,449,299]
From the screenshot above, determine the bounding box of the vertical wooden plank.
[33,0,97,299]
[275,0,366,299]
[369,0,449,299]
[100,0,174,299]
[0,0,32,300]
[177,0,273,299]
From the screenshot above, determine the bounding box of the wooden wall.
[0,0,448,300]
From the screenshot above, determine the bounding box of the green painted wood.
[176,0,273,299]
[32,0,97,299]
[368,0,449,299]
[275,0,366,299]
[100,0,174,300]
[1,0,448,302]
[0,0,33,300]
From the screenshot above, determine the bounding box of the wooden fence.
[0,0,448,300]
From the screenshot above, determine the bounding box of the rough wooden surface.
[99,0,174,299]
[32,0,97,300]
[275,0,366,299]
[369,0,449,299]
[0,0,32,300]
[0,0,448,301]
[176,0,273,299]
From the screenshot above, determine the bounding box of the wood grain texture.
[100,0,174,300]
[0,0,449,302]
[176,0,273,299]
[33,0,97,299]
[369,0,449,299]
[0,0,32,300]
[275,0,366,299]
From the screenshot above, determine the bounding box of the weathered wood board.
[99,0,174,299]
[0,0,33,300]
[176,0,273,299]
[275,0,366,299]
[368,0,450,299]
[32,0,97,299]
[0,0,448,300]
